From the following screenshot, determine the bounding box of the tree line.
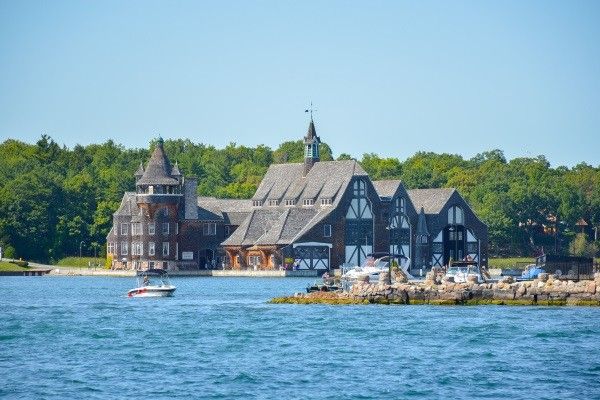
[0,135,598,262]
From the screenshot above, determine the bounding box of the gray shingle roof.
[114,192,140,216]
[407,188,456,214]
[416,207,430,235]
[197,197,252,222]
[137,143,179,186]
[224,160,365,247]
[372,180,402,198]
[252,160,367,203]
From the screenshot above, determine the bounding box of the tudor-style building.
[106,138,251,270]
[222,119,488,274]
[107,122,488,273]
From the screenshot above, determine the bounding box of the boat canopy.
[136,268,168,276]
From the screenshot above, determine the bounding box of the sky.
[0,0,599,167]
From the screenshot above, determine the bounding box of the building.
[222,119,488,274]
[105,137,251,270]
[107,122,488,274]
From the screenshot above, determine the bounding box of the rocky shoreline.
[271,271,600,306]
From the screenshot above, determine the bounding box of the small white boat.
[342,253,409,284]
[128,269,176,298]
[445,261,484,283]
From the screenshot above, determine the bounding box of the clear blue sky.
[1,0,599,167]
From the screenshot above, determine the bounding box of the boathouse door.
[443,225,466,265]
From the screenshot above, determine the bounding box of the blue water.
[1,277,600,400]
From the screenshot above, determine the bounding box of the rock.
[516,285,527,297]
[467,275,479,284]
[356,275,369,284]
[444,276,455,283]
[379,271,391,285]
[538,273,549,282]
[501,276,514,284]
[585,281,596,294]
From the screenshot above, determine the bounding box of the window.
[268,199,279,206]
[203,223,216,236]
[163,207,169,217]
[419,236,428,244]
[252,200,263,207]
[162,242,169,256]
[284,199,295,206]
[224,226,231,238]
[324,224,332,237]
[162,222,169,235]
[248,255,261,266]
[131,223,142,236]
[149,261,154,269]
[149,242,155,256]
[107,243,115,254]
[148,223,155,235]
[120,241,128,256]
[353,180,366,196]
[394,197,406,214]
[448,206,464,225]
[120,223,128,235]
[131,242,143,256]
[302,199,314,206]
[321,198,332,206]
[176,223,179,235]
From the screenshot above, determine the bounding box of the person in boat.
[143,275,149,286]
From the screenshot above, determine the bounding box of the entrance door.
[443,225,466,265]
[294,246,330,270]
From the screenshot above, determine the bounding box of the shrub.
[9,260,28,267]
[105,254,113,269]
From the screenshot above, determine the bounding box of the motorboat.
[341,253,409,284]
[445,261,484,283]
[127,269,176,298]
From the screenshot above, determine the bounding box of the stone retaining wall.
[271,273,600,306]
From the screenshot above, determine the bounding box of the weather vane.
[304,102,317,120]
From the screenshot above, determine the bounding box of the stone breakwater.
[271,272,600,306]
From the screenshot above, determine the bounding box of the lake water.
[1,276,599,399]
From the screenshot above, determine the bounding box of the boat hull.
[127,286,176,298]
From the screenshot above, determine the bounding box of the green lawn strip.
[488,257,535,269]
[0,261,31,271]
[55,257,106,268]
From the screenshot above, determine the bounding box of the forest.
[0,135,599,262]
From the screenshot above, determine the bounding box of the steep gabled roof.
[137,141,179,186]
[252,160,367,202]
[197,197,252,222]
[407,188,456,215]
[372,180,402,199]
[113,192,140,216]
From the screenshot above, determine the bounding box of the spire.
[303,118,321,176]
[171,160,182,177]
[417,207,429,236]
[134,161,144,179]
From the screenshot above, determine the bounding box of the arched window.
[448,206,464,225]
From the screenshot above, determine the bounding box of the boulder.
[501,276,514,284]
[379,271,391,285]
[538,273,549,282]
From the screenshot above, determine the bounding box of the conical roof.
[304,119,320,143]
[137,140,179,186]
[416,207,429,236]
[134,161,144,177]
[171,161,182,177]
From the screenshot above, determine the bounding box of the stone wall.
[273,273,600,306]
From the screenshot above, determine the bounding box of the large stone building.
[107,121,488,274]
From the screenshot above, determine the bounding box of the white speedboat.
[342,253,408,283]
[445,261,484,283]
[128,269,176,298]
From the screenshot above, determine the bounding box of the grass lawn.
[56,257,106,268]
[0,261,31,271]
[488,257,535,269]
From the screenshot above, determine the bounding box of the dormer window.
[268,199,279,206]
[321,198,332,206]
[284,199,295,206]
[302,199,315,206]
[252,200,263,207]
